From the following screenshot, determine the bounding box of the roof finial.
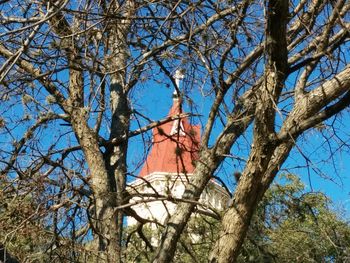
[173,69,185,97]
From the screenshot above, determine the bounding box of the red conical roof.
[138,98,200,177]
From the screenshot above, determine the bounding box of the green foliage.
[123,225,156,263]
[0,181,87,262]
[124,175,350,262]
[0,182,51,262]
[123,216,220,263]
[173,216,220,263]
[4,174,349,262]
[238,174,350,263]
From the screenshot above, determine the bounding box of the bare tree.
[153,1,350,262]
[0,0,349,262]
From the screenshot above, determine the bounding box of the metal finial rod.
[174,69,185,91]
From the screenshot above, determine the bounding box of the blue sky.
[2,61,348,218]
[1,0,348,223]
[128,75,350,218]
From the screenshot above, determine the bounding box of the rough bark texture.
[50,1,133,261]
[94,2,133,261]
[47,4,127,261]
[208,1,289,261]
[0,0,349,262]
[152,149,219,262]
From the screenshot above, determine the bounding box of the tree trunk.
[209,1,289,261]
[98,1,134,261]
[209,142,294,262]
[105,80,130,262]
[68,108,120,262]
[152,150,220,262]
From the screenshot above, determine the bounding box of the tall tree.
[0,0,349,262]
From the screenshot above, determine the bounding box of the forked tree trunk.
[68,108,121,262]
[209,1,289,261]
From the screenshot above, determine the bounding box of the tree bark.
[69,108,120,262]
[152,150,219,262]
[102,1,134,261]
[208,142,293,262]
[209,1,289,261]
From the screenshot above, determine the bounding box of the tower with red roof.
[138,92,200,178]
[127,71,229,227]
